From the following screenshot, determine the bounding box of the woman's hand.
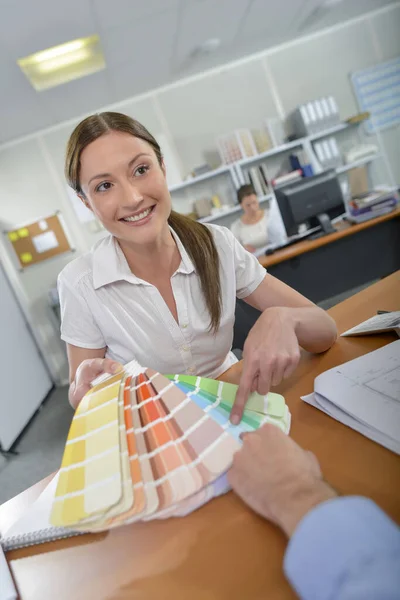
[69,358,123,410]
[230,307,300,424]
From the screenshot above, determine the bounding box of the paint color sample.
[51,367,290,530]
[122,377,147,519]
[167,374,287,419]
[150,371,240,477]
[136,373,189,505]
[129,382,160,517]
[74,379,135,531]
[51,374,124,527]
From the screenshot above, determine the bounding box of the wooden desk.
[258,208,400,303]
[2,272,400,600]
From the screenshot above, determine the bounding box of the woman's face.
[79,131,171,245]
[241,193,260,216]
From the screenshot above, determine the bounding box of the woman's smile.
[119,204,156,226]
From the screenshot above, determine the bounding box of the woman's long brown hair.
[65,111,222,332]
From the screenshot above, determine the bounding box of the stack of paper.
[50,363,291,532]
[341,311,400,338]
[302,340,400,454]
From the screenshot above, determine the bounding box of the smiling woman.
[65,112,222,331]
[59,112,337,421]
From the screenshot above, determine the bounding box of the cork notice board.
[5,212,73,269]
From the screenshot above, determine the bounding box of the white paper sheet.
[341,311,400,337]
[301,340,400,454]
[32,230,58,253]
[302,392,400,454]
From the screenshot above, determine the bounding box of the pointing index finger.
[230,362,254,425]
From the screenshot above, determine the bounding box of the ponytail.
[168,211,221,333]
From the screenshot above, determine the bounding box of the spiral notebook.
[0,474,82,552]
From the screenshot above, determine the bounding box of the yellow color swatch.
[8,231,19,242]
[72,378,134,531]
[17,227,29,238]
[51,373,125,527]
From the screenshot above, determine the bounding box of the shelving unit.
[307,121,355,141]
[168,118,391,227]
[168,164,235,193]
[336,154,381,174]
[198,194,273,224]
[236,139,303,168]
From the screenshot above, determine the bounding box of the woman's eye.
[134,165,149,177]
[96,181,112,193]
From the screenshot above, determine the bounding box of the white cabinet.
[0,264,52,451]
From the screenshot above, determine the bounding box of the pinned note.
[32,231,58,254]
[20,252,33,264]
[17,228,29,238]
[8,231,19,242]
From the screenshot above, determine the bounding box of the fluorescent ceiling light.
[17,35,105,91]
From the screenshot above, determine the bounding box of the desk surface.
[2,271,400,600]
[259,206,400,268]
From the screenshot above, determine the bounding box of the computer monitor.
[275,170,345,238]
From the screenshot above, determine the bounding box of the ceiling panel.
[238,0,317,41]
[0,0,95,59]
[172,0,250,70]
[297,0,397,34]
[93,0,179,30]
[39,69,114,123]
[102,7,178,100]
[108,59,171,105]
[0,45,51,141]
[101,7,178,68]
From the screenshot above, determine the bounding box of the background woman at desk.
[59,112,337,422]
[230,184,269,253]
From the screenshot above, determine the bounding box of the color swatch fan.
[51,363,291,531]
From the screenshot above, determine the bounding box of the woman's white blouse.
[58,224,266,379]
[231,211,269,249]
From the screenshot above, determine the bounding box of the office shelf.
[237,140,303,168]
[197,194,273,224]
[307,121,356,141]
[237,122,358,169]
[168,165,232,193]
[198,208,239,224]
[336,154,381,174]
[258,193,274,203]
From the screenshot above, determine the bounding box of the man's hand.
[228,424,337,537]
